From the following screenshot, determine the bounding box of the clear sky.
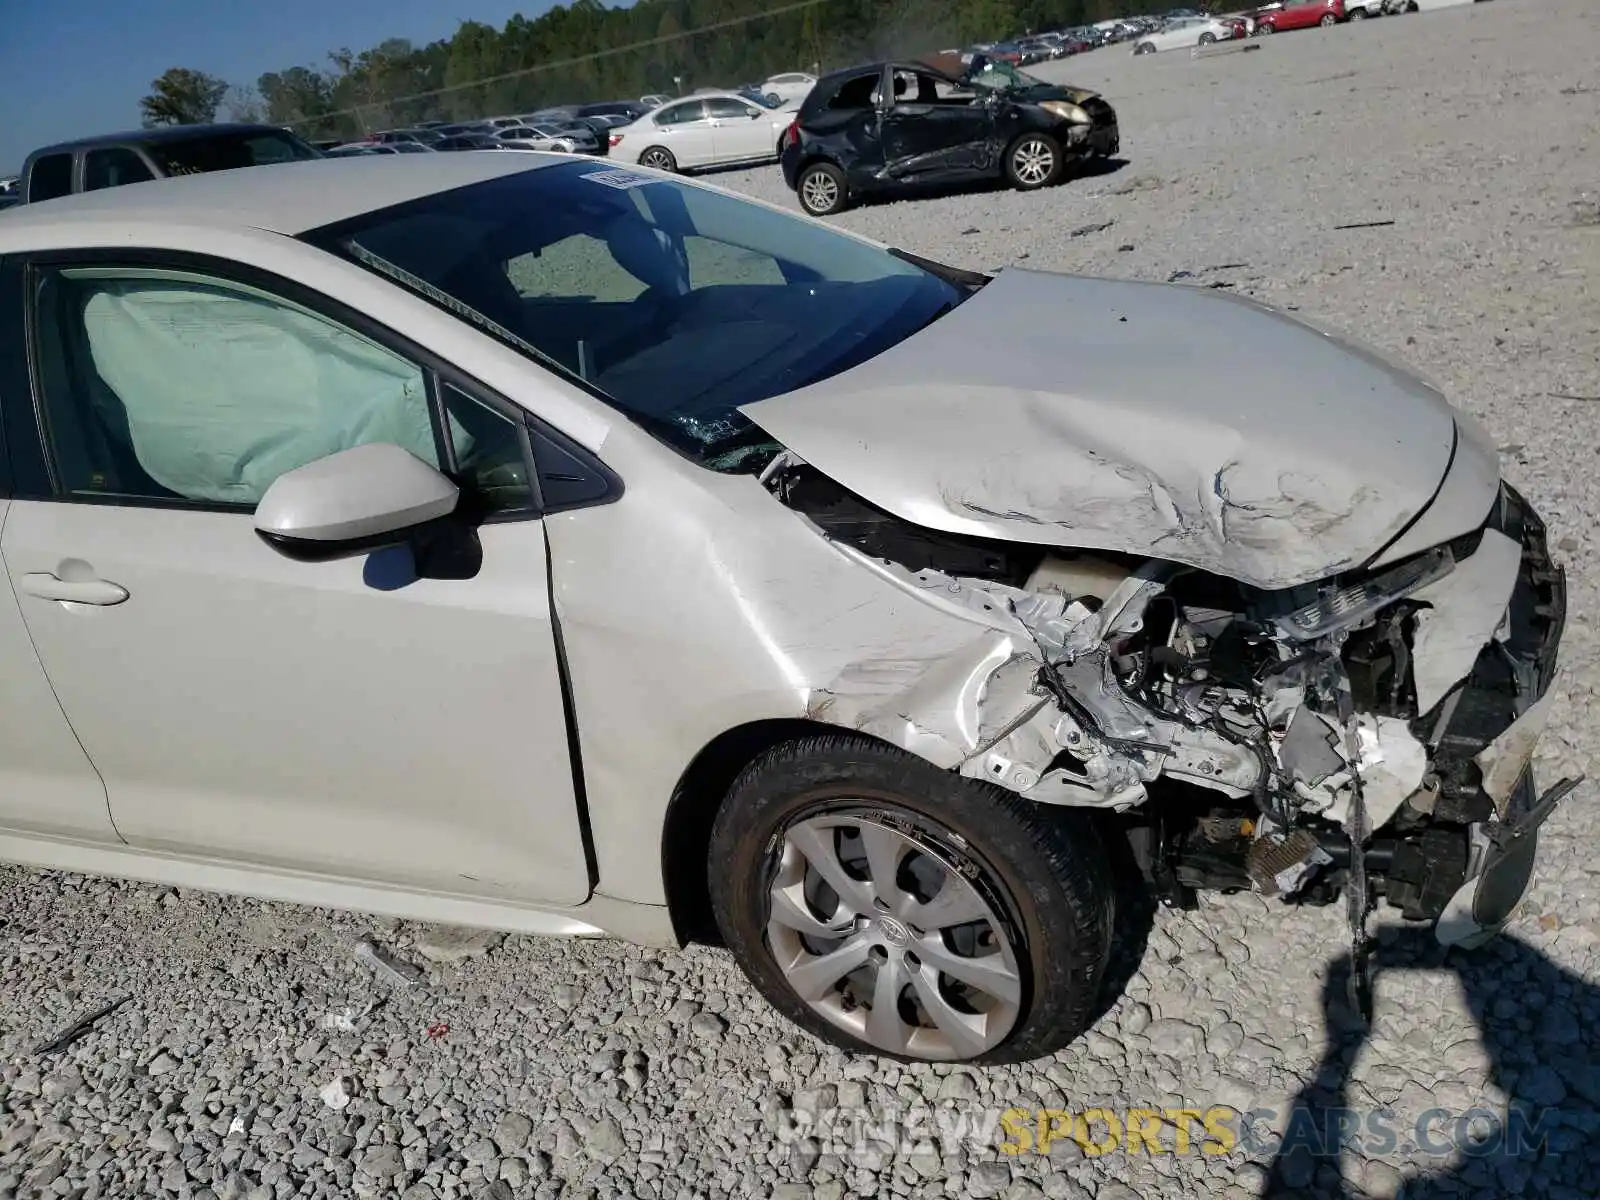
[0,0,557,173]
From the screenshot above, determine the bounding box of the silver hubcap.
[765,812,1023,1059]
[802,171,838,212]
[1012,140,1054,186]
[643,150,671,170]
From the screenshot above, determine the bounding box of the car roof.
[24,123,304,160]
[0,154,569,240]
[658,90,758,105]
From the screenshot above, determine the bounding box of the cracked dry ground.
[3,1,1599,1198]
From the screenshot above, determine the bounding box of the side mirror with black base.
[253,442,483,580]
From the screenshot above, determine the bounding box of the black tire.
[1004,131,1065,191]
[1199,31,1217,43]
[638,146,677,172]
[1319,11,1338,24]
[797,161,848,215]
[1349,5,1368,17]
[707,735,1115,1064]
[1255,20,1274,33]
[1134,41,1156,54]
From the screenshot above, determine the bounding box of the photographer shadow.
[1262,922,1598,1198]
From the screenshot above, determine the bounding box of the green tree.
[258,66,335,131]
[139,68,230,127]
[224,85,266,123]
[235,0,1182,134]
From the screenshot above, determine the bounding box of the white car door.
[643,100,715,168]
[1161,19,1197,47]
[704,97,779,163]
[0,505,116,844]
[0,269,118,844]
[1,254,594,905]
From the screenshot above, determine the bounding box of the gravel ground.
[4,2,1600,1198]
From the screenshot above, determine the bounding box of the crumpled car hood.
[741,268,1498,591]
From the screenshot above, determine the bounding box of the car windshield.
[305,159,967,470]
[144,130,321,175]
[964,58,1048,92]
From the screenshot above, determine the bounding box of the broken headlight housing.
[1039,100,1091,124]
[1267,546,1454,641]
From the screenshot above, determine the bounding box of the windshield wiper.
[888,247,990,289]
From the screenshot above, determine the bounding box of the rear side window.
[825,74,881,112]
[144,132,319,177]
[84,148,157,191]
[27,154,73,202]
[705,98,758,120]
[654,101,707,127]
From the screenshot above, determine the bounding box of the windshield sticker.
[582,168,658,190]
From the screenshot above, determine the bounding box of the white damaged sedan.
[0,154,1571,1063]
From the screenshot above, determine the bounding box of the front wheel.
[1199,31,1217,43]
[1320,11,1338,24]
[708,736,1115,1063]
[797,161,848,215]
[1254,20,1274,33]
[1134,41,1156,54]
[639,146,678,172]
[1349,5,1368,17]
[1005,132,1064,191]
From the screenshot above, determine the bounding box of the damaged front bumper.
[1384,484,1572,943]
[774,457,1571,948]
[1063,97,1120,157]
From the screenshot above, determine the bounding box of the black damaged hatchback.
[779,56,1119,216]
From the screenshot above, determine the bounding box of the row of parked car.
[4,49,1114,228]
[321,73,821,161]
[973,0,1487,63]
[1125,0,1491,51]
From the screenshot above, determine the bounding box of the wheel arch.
[660,717,894,945]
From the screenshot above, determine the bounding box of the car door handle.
[19,573,129,606]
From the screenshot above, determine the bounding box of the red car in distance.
[1251,0,1346,32]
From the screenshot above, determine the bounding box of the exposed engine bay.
[764,454,1574,1005]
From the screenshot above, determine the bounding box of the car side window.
[705,98,757,120]
[828,74,881,111]
[440,383,536,515]
[29,265,446,508]
[27,154,74,202]
[655,101,707,126]
[83,149,156,191]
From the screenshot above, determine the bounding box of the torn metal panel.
[806,545,1268,809]
[1305,715,1429,836]
[1408,529,1522,712]
[1475,689,1557,813]
[742,269,1478,590]
[806,630,1040,771]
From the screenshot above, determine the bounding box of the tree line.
[141,0,1176,140]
